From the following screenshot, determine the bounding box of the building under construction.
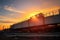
[0,9,60,40]
[9,9,60,33]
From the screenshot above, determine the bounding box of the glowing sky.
[0,0,60,30]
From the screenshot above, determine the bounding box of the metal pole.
[58,9,60,14]
[28,19,29,27]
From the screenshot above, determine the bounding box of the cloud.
[0,15,12,23]
[0,15,20,24]
[4,6,24,13]
[0,20,14,23]
[0,15,7,18]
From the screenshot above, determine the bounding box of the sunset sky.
[0,0,60,30]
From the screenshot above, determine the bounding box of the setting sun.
[0,0,60,30]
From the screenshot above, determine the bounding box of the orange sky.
[0,6,60,30]
[0,0,60,30]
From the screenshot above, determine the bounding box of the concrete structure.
[11,9,60,29]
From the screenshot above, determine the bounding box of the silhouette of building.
[11,9,60,30]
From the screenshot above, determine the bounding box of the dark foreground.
[0,32,60,40]
[0,36,60,40]
[0,24,60,40]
